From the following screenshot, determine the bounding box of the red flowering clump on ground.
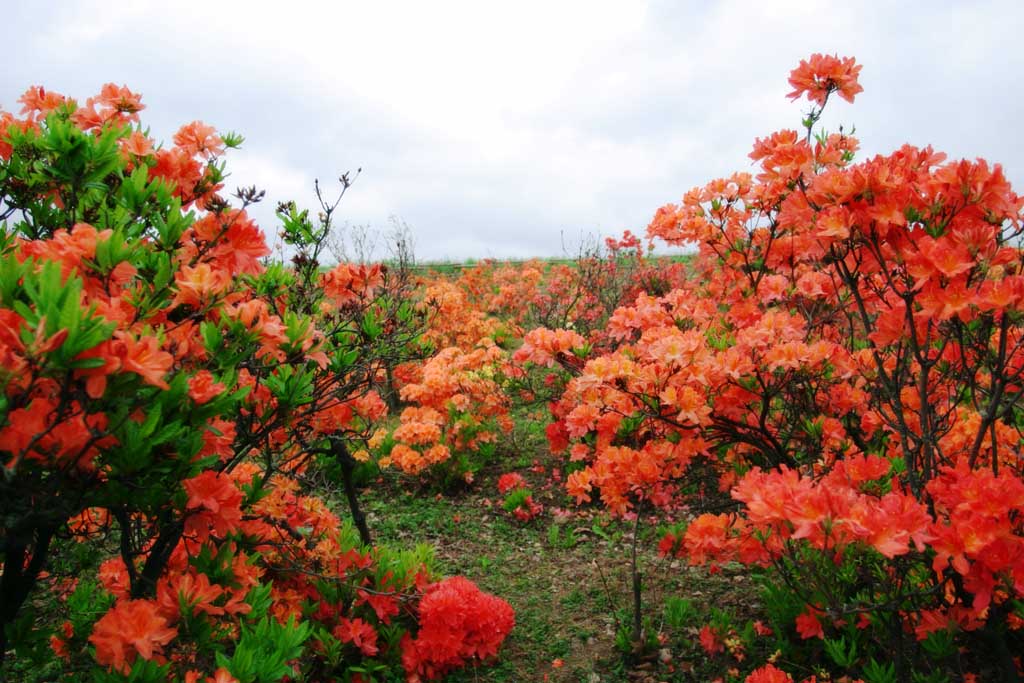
[402,576,515,681]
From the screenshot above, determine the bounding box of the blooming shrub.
[376,271,514,485]
[383,341,511,483]
[0,84,512,681]
[519,53,1024,680]
[458,232,686,346]
[401,576,515,681]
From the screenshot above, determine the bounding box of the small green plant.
[613,612,658,656]
[920,628,956,660]
[663,596,698,631]
[546,522,577,549]
[503,488,532,513]
[863,658,898,683]
[823,634,858,669]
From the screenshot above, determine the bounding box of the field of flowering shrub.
[2,54,1022,683]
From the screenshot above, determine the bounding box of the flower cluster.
[401,576,515,681]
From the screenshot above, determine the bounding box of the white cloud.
[4,0,1022,260]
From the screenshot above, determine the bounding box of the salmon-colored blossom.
[89,600,178,673]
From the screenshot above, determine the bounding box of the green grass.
[345,405,761,682]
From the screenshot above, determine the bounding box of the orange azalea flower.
[746,664,793,683]
[173,121,224,159]
[97,83,144,118]
[564,403,600,438]
[914,608,955,641]
[757,274,789,303]
[356,589,400,624]
[183,471,241,514]
[854,490,934,558]
[795,608,824,639]
[188,370,226,405]
[698,624,725,654]
[384,443,425,474]
[836,453,891,487]
[795,271,830,299]
[979,276,1024,310]
[156,571,225,619]
[497,473,527,494]
[351,392,388,420]
[172,263,232,308]
[334,617,379,656]
[0,112,15,158]
[424,443,451,465]
[322,263,385,307]
[70,102,105,130]
[670,385,713,426]
[18,85,67,117]
[393,418,442,446]
[49,620,74,661]
[89,599,177,673]
[684,514,741,565]
[0,308,28,366]
[98,557,131,600]
[565,469,593,504]
[207,668,239,683]
[787,54,863,106]
[815,205,852,239]
[182,471,244,541]
[67,508,111,536]
[221,213,270,276]
[150,147,203,201]
[112,331,174,390]
[0,397,55,464]
[749,129,813,183]
[198,417,237,462]
[513,327,586,366]
[916,279,975,322]
[922,236,974,279]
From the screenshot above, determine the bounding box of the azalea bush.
[375,237,688,488]
[380,341,511,486]
[0,85,512,681]
[372,272,514,487]
[518,54,1024,681]
[452,232,686,347]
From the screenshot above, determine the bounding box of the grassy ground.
[409,253,694,276]
[355,410,763,683]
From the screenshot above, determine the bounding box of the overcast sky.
[5,1,1022,261]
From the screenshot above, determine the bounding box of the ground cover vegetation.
[2,54,1022,683]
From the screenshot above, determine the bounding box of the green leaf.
[361,309,382,339]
